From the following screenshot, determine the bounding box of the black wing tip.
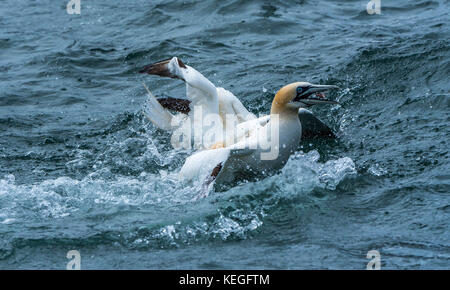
[157,97,191,114]
[138,65,152,74]
[177,58,186,68]
[139,57,186,74]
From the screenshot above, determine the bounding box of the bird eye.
[296,86,309,99]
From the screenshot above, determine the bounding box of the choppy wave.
[0,0,449,269]
[0,149,356,253]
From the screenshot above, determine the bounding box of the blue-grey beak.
[301,84,340,105]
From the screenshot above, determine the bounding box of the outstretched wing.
[140,57,219,108]
[142,83,174,130]
[213,148,258,192]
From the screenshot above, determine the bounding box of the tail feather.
[142,83,174,130]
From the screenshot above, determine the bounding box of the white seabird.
[177,82,340,195]
[139,57,337,150]
[139,57,257,149]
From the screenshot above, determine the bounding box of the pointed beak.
[301,84,340,105]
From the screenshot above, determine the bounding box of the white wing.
[216,87,255,123]
[178,148,230,183]
[140,57,220,116]
[140,57,270,149]
[141,83,174,130]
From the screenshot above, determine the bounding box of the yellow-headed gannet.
[178,82,340,195]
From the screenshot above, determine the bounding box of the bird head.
[272,82,340,113]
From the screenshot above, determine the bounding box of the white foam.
[368,163,387,176]
[0,168,197,222]
[0,133,356,248]
[272,150,357,195]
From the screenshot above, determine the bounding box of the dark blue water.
[0,0,449,269]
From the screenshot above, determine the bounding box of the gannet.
[139,57,256,149]
[139,57,336,150]
[178,82,340,194]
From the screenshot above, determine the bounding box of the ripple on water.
[0,148,356,251]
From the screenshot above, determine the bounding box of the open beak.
[301,84,340,105]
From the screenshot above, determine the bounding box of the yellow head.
[271,82,340,114]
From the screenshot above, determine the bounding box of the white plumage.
[139,57,340,194]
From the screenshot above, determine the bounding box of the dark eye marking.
[296,86,309,99]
